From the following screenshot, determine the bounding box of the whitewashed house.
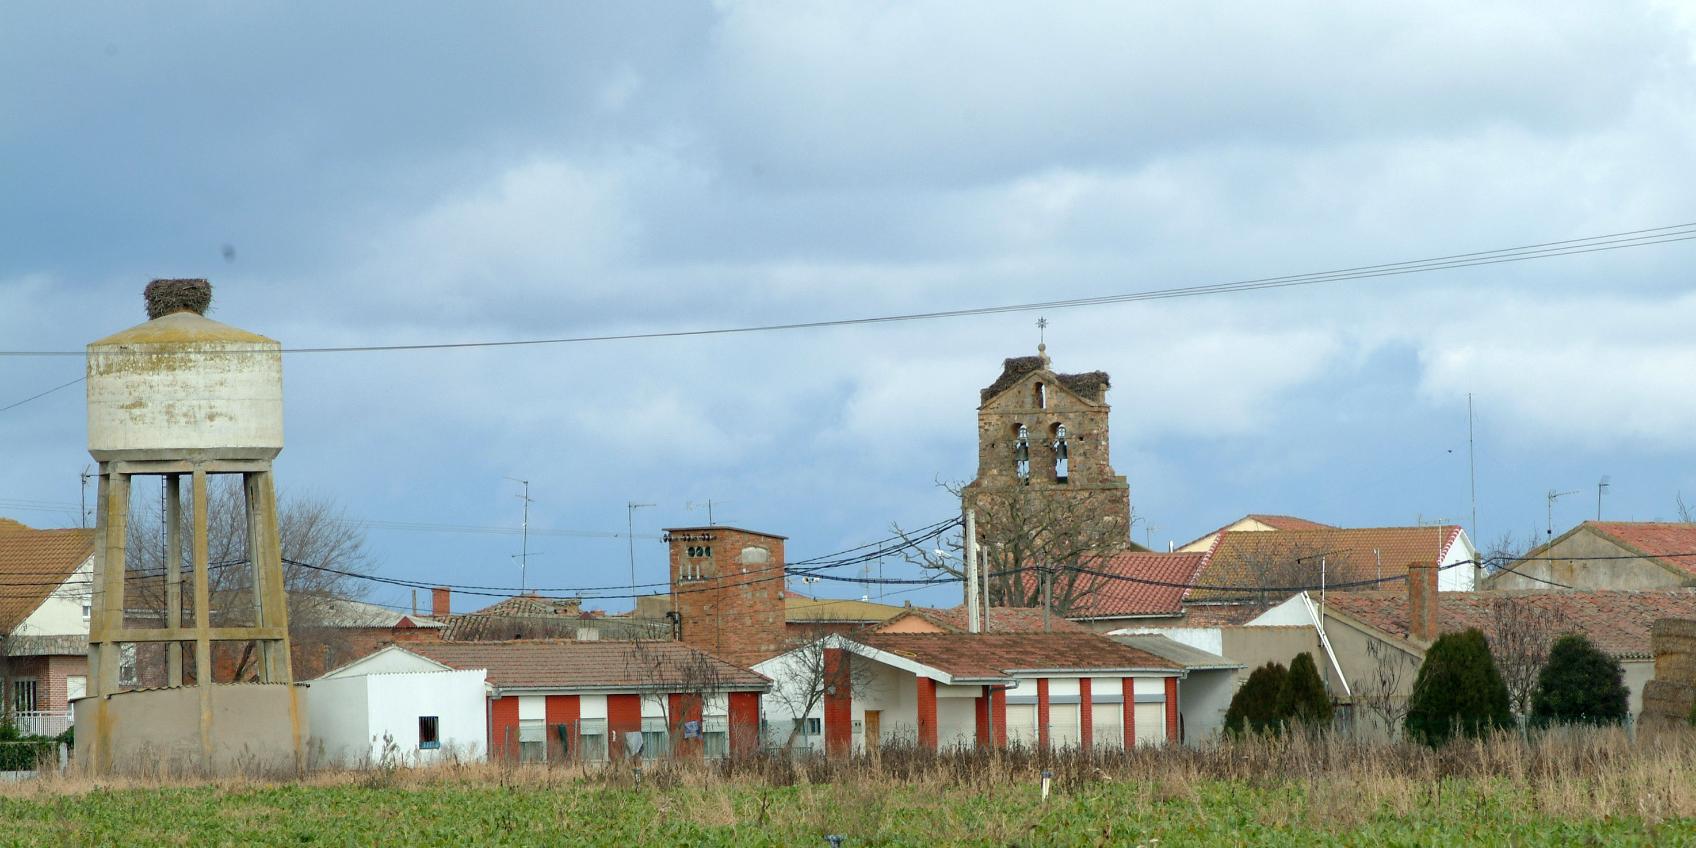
[308,645,487,767]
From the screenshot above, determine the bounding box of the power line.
[1,223,1691,360]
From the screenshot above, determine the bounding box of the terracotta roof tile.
[908,606,1091,633]
[440,595,584,640]
[1188,526,1461,603]
[852,632,1180,679]
[407,640,770,691]
[0,519,93,635]
[1322,588,1696,659]
[1062,551,1210,618]
[1244,514,1336,531]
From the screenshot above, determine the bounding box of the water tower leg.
[165,473,183,687]
[190,469,215,769]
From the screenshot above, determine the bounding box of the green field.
[1,776,1692,847]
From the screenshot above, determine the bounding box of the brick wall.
[823,648,852,756]
[668,526,787,668]
[728,691,761,756]
[546,694,580,760]
[607,694,642,760]
[489,696,520,760]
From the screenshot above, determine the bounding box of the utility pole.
[964,508,980,633]
[507,478,533,591]
[1596,475,1610,521]
[1468,393,1477,543]
[627,502,654,605]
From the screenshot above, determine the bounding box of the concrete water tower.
[77,279,307,775]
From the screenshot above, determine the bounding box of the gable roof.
[1244,515,1336,531]
[312,597,445,629]
[440,594,585,640]
[1063,551,1211,619]
[979,354,1110,405]
[1576,522,1696,579]
[0,519,94,635]
[1320,588,1696,660]
[881,605,1091,634]
[1187,526,1461,603]
[407,640,770,692]
[849,632,1180,681]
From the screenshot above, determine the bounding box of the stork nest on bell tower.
[144,279,213,319]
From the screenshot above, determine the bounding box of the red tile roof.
[1187,526,1461,602]
[1059,551,1210,619]
[0,519,93,635]
[852,632,1180,680]
[1244,515,1336,531]
[408,640,770,691]
[1322,589,1696,659]
[903,606,1091,633]
[1582,522,1696,578]
[440,594,585,640]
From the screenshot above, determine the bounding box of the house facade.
[0,519,94,737]
[757,632,1183,755]
[1485,521,1696,591]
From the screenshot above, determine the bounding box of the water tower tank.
[86,280,283,461]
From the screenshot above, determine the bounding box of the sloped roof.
[1187,526,1461,603]
[440,594,584,640]
[784,594,906,624]
[1245,515,1336,531]
[1581,522,1696,578]
[312,597,444,629]
[0,519,93,635]
[1108,634,1243,670]
[1063,551,1211,619]
[885,605,1091,634]
[851,632,1180,680]
[407,640,770,691]
[1321,588,1696,659]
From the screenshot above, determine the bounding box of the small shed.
[308,646,487,767]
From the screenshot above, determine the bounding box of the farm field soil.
[0,777,1691,847]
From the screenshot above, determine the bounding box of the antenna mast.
[1597,475,1611,521]
[626,501,654,604]
[1546,488,1579,540]
[506,478,533,591]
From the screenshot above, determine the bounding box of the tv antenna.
[626,501,654,601]
[1546,488,1579,539]
[686,499,726,526]
[1596,475,1611,521]
[506,478,534,590]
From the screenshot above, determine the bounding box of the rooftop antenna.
[626,501,654,602]
[506,477,533,591]
[1596,475,1610,521]
[1546,488,1579,540]
[686,499,724,526]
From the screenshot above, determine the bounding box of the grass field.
[3,729,1694,846]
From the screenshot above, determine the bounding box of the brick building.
[0,519,94,737]
[666,526,788,668]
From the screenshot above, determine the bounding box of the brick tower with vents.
[961,344,1132,553]
[666,526,787,668]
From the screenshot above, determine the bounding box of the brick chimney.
[1407,562,1438,642]
[431,587,451,619]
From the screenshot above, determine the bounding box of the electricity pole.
[964,508,980,633]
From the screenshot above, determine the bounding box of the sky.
[3,2,1696,615]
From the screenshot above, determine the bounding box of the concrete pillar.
[916,677,938,751]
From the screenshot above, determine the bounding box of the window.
[1052,424,1069,483]
[641,716,670,760]
[1091,702,1123,751]
[686,545,712,558]
[81,594,92,621]
[1034,382,1047,409]
[11,679,38,713]
[1005,704,1038,748]
[1014,424,1031,482]
[418,716,440,750]
[579,718,608,761]
[118,643,137,688]
[518,696,545,762]
[703,716,729,759]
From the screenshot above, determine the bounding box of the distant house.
[0,519,94,737]
[875,605,1091,634]
[1061,550,1210,631]
[313,640,770,765]
[309,645,487,767]
[1175,514,1337,552]
[1485,521,1696,592]
[757,632,1184,755]
[783,593,908,636]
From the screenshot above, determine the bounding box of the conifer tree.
[1224,661,1289,735]
[1530,633,1628,727]
[1405,628,1514,745]
[1279,651,1334,727]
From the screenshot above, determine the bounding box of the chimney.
[431,587,451,619]
[1407,562,1438,642]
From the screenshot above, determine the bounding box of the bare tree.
[897,480,1131,616]
[1484,598,1570,718]
[762,627,876,751]
[121,478,374,682]
[1351,636,1420,739]
[1677,493,1694,524]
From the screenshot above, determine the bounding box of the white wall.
[309,669,486,767]
[12,557,92,637]
[318,646,448,678]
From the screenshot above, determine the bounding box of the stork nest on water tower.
[144,278,213,319]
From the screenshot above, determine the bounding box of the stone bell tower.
[961,343,1132,553]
